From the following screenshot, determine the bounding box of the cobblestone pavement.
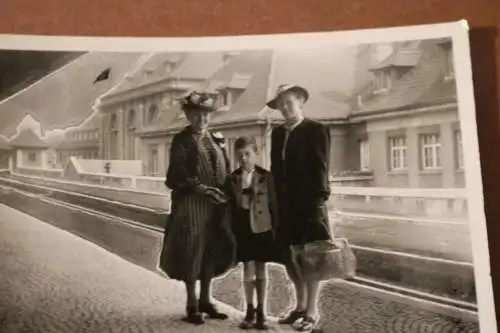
[0,204,292,333]
[0,192,480,333]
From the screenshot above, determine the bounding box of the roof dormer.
[369,43,420,95]
[223,51,240,65]
[142,68,154,79]
[436,38,454,82]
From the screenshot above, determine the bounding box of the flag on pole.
[94,68,111,83]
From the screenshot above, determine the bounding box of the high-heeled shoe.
[181,306,204,325]
[278,309,306,325]
[198,302,229,320]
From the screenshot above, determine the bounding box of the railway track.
[0,178,478,320]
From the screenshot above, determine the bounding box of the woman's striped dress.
[158,127,235,282]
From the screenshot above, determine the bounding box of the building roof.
[0,52,143,138]
[0,136,11,150]
[78,111,102,130]
[57,139,99,150]
[106,51,226,96]
[9,128,49,148]
[352,39,456,115]
[165,46,357,132]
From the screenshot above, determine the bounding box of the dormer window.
[373,70,392,93]
[437,39,454,81]
[143,69,154,79]
[219,90,231,107]
[444,47,454,81]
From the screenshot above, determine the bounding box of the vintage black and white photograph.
[0,21,495,332]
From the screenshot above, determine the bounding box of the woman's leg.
[286,258,307,311]
[182,280,204,325]
[199,277,212,305]
[292,280,321,331]
[199,267,228,320]
[279,257,307,324]
[185,280,198,308]
[305,280,321,319]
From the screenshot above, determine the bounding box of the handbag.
[290,237,357,282]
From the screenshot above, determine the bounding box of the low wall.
[9,172,170,211]
[16,167,64,179]
[329,187,468,221]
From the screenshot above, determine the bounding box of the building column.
[261,124,272,170]
[158,142,166,177]
[368,131,387,186]
[329,127,347,175]
[8,153,13,171]
[441,122,455,188]
[118,109,125,160]
[102,112,109,160]
[16,149,22,168]
[41,150,48,169]
[406,127,419,188]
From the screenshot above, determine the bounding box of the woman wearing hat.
[158,91,236,325]
[268,84,332,331]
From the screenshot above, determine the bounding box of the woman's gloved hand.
[197,185,228,204]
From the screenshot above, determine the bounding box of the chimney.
[223,51,239,65]
[356,95,363,108]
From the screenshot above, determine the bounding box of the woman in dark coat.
[158,91,236,325]
[268,84,333,332]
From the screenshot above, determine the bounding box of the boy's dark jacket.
[224,165,279,236]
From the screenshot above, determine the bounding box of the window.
[373,71,391,92]
[128,110,136,159]
[389,136,407,170]
[28,152,37,162]
[219,91,230,106]
[421,133,441,170]
[456,130,464,169]
[444,48,454,79]
[110,113,118,159]
[147,104,159,124]
[359,139,370,171]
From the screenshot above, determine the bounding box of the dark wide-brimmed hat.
[266,84,309,110]
[178,91,217,112]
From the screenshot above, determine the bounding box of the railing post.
[131,176,137,189]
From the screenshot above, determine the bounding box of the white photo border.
[0,19,496,332]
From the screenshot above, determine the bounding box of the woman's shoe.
[199,302,229,320]
[293,316,319,332]
[239,305,255,330]
[278,309,306,325]
[181,306,204,325]
[254,307,269,331]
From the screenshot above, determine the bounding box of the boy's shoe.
[239,305,255,329]
[254,307,269,331]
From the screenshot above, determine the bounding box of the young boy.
[224,136,280,330]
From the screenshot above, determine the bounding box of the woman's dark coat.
[270,118,333,250]
[158,126,236,282]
